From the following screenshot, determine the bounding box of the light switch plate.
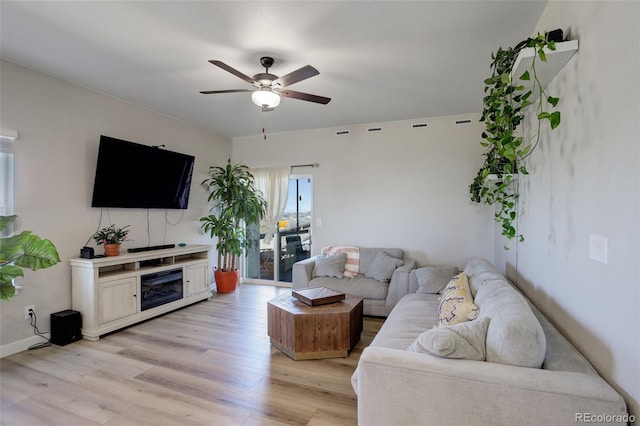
[589,234,608,264]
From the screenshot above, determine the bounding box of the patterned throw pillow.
[437,273,480,327]
[321,245,360,277]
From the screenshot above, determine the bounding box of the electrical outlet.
[24,305,35,320]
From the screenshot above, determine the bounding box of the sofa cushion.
[437,273,479,327]
[309,276,389,300]
[414,266,459,294]
[408,316,489,361]
[473,278,546,368]
[369,293,441,350]
[313,253,347,278]
[365,251,404,282]
[463,257,505,297]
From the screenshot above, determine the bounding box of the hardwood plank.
[307,407,358,426]
[1,397,104,426]
[78,369,249,424]
[241,413,294,426]
[18,379,130,425]
[0,284,382,425]
[117,345,264,389]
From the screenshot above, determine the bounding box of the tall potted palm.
[200,159,266,293]
[0,215,60,300]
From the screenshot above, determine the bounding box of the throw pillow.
[437,273,480,327]
[313,253,348,278]
[408,316,490,361]
[415,266,459,294]
[321,245,360,277]
[365,251,404,282]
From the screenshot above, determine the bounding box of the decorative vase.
[104,244,121,257]
[214,270,239,293]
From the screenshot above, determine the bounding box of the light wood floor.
[0,285,383,425]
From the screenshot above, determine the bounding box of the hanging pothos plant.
[469,33,562,246]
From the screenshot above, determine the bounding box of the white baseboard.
[0,333,51,358]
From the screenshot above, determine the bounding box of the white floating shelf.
[486,174,518,182]
[511,39,579,102]
[485,174,519,191]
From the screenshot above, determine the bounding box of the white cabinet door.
[99,277,137,324]
[185,263,209,297]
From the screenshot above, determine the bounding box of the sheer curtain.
[251,165,290,244]
[0,137,15,237]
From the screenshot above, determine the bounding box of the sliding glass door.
[245,176,312,285]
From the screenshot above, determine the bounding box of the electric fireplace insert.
[141,268,183,311]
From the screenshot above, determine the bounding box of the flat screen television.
[91,135,195,209]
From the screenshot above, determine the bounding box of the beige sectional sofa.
[292,247,416,316]
[351,258,629,425]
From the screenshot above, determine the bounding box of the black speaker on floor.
[50,310,82,346]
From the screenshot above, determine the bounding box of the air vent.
[368,127,382,132]
[336,130,350,136]
[455,119,472,125]
[412,123,428,128]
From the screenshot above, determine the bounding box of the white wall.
[0,60,231,353]
[233,114,495,268]
[494,1,640,418]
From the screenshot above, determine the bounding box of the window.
[278,177,312,282]
[245,176,312,284]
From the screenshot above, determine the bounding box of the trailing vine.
[469,33,562,245]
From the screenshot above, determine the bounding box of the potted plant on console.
[200,159,266,293]
[93,224,130,257]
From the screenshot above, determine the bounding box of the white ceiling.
[0,1,548,139]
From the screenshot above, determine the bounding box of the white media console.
[70,244,212,341]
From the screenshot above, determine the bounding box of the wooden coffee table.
[267,292,363,360]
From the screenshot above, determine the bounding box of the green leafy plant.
[0,215,60,301]
[200,159,267,272]
[470,34,562,245]
[92,224,130,245]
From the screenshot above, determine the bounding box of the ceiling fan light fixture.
[201,58,330,107]
[251,88,280,109]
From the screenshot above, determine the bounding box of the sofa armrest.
[385,257,416,315]
[292,257,317,289]
[353,347,628,426]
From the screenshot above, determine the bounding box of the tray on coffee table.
[292,287,346,306]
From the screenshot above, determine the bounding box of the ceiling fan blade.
[199,89,252,94]
[272,65,319,88]
[278,89,331,105]
[208,60,256,85]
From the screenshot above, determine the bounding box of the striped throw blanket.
[321,245,360,278]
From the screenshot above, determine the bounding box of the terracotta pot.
[104,244,121,257]
[214,270,239,293]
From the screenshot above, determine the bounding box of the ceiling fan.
[200,56,331,112]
